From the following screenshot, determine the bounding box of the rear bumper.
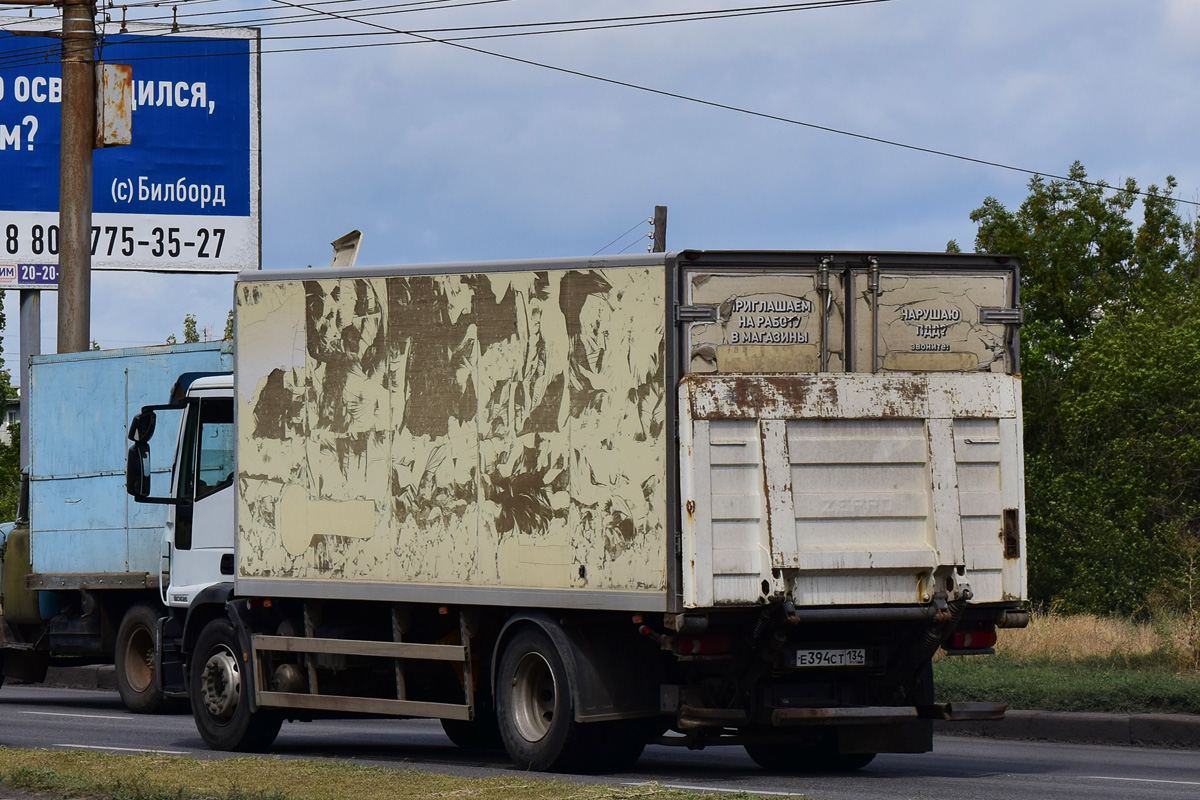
[679,701,1006,729]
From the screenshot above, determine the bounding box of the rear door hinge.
[675,304,719,323]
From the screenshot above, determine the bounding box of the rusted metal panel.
[927,418,966,569]
[679,371,1024,609]
[25,572,157,590]
[95,62,132,148]
[760,420,797,568]
[235,266,668,596]
[684,372,1017,421]
[770,706,920,725]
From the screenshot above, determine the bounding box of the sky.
[2,0,1199,372]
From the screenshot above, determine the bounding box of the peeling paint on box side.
[235,267,667,592]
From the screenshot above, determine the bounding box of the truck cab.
[128,373,235,607]
[126,373,235,695]
[160,375,236,608]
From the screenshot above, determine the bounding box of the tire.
[441,705,505,751]
[496,627,593,772]
[189,617,282,752]
[745,740,875,773]
[115,603,168,714]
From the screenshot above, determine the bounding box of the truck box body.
[235,262,670,606]
[232,251,1024,613]
[28,342,232,579]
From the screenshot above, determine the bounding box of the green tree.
[970,162,1200,614]
[0,293,21,520]
[183,313,199,344]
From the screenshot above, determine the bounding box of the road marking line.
[55,745,187,755]
[623,782,801,796]
[21,711,129,721]
[1087,776,1200,787]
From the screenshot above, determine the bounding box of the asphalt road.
[1,685,1198,800]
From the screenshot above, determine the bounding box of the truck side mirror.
[126,442,151,497]
[128,410,156,443]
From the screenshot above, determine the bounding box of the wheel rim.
[509,651,556,742]
[200,645,241,719]
[123,626,155,693]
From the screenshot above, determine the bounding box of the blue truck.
[0,342,232,711]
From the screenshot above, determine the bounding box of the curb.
[37,668,1200,750]
[934,709,1200,749]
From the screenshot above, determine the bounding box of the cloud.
[3,0,1198,360]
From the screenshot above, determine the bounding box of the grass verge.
[934,611,1200,714]
[0,749,803,800]
[934,655,1200,714]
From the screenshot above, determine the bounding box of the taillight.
[677,635,731,655]
[951,628,997,650]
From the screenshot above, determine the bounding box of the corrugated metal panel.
[679,372,1025,608]
[29,342,231,575]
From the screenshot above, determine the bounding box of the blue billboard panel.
[0,19,259,273]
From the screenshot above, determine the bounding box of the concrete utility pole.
[57,0,96,353]
[19,292,40,470]
[652,205,668,253]
[7,0,72,470]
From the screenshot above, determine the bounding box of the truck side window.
[194,398,234,501]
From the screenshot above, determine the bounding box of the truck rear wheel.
[190,617,281,752]
[115,603,168,714]
[496,627,594,772]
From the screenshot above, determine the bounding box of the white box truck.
[126,250,1027,772]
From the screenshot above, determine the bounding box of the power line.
[256,0,1200,209]
[153,0,890,34]
[136,0,519,26]
[0,1,886,69]
[1,2,1195,209]
[593,216,649,256]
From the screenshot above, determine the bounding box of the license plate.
[795,648,866,668]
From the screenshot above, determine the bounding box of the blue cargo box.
[28,342,233,576]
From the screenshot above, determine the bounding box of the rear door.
[850,257,1021,373]
[675,253,1024,610]
[681,258,845,374]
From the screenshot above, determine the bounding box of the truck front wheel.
[115,603,168,714]
[496,627,593,772]
[189,618,281,752]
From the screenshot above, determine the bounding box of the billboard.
[0,18,260,282]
